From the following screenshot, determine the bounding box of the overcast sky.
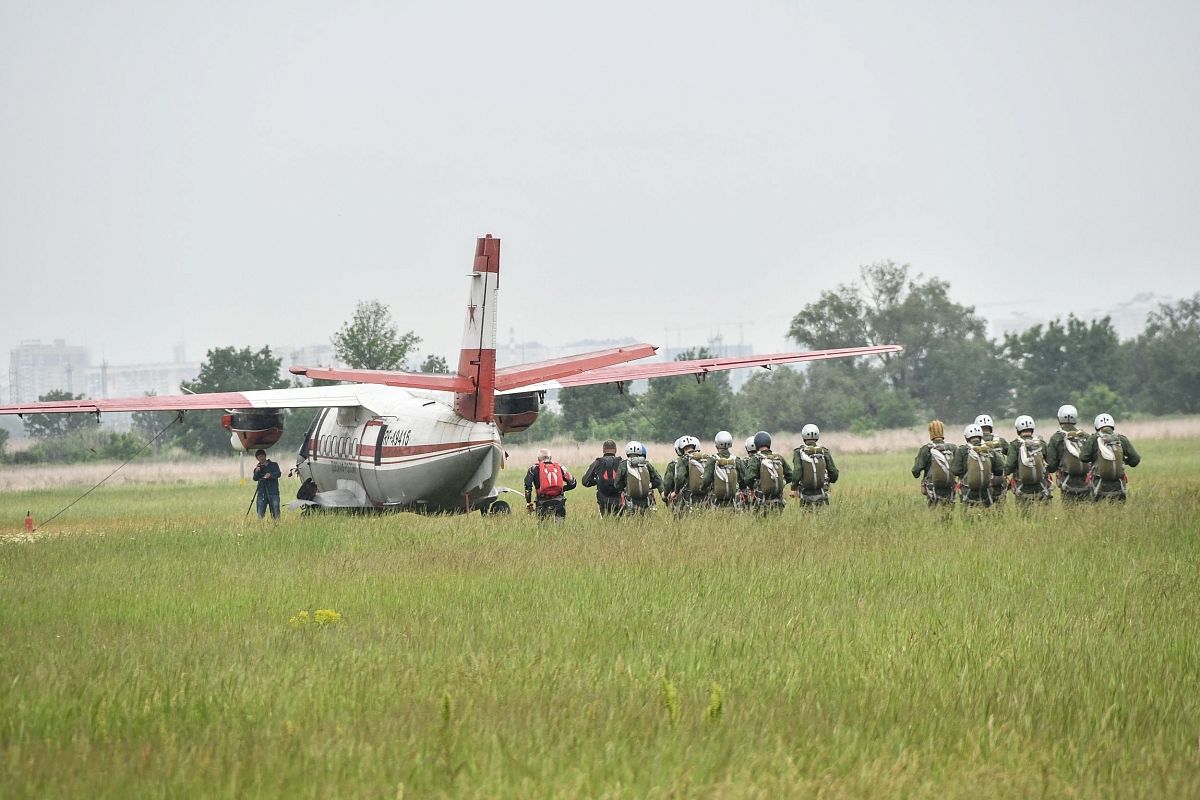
[2,0,1197,381]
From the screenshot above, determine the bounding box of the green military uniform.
[1004,433,1053,504]
[614,456,663,513]
[912,439,957,506]
[792,444,839,506]
[1079,431,1141,501]
[700,448,743,507]
[749,449,794,510]
[981,432,1009,503]
[1044,425,1092,501]
[952,442,1004,507]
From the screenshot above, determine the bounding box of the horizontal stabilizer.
[495,344,658,391]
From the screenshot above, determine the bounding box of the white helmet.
[625,440,642,457]
[964,423,983,441]
[681,435,700,452]
[744,436,756,455]
[1057,404,1078,425]
[673,437,685,456]
[537,448,552,462]
[1094,413,1115,431]
[1014,415,1035,434]
[801,423,820,442]
[974,414,994,430]
[714,430,733,449]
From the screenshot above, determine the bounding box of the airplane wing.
[286,345,659,393]
[494,344,657,391]
[0,384,370,416]
[496,345,903,393]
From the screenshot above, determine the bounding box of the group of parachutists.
[522,403,1141,518]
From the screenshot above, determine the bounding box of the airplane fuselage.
[294,386,505,513]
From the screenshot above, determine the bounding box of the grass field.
[2,441,1198,798]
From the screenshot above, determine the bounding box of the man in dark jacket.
[252,448,282,520]
[524,448,577,520]
[582,439,624,516]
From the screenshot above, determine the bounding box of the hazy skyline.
[3,1,1198,386]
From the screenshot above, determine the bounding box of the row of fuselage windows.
[316,434,359,460]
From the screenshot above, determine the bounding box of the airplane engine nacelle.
[494,392,540,434]
[222,410,284,451]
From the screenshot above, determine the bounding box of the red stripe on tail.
[454,235,499,422]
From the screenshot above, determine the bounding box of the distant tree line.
[516,264,1200,443]
[6,273,1199,462]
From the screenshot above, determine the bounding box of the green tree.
[419,354,450,374]
[1002,316,1122,417]
[23,390,94,440]
[1126,294,1200,414]
[0,427,8,462]
[1078,383,1129,421]
[787,261,1007,420]
[735,366,807,433]
[736,362,918,434]
[644,349,734,442]
[172,346,289,455]
[558,383,636,435]
[332,300,422,370]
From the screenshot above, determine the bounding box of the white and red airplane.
[0,235,900,514]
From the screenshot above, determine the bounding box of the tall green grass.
[1,442,1198,798]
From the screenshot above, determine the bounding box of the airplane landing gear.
[486,500,511,515]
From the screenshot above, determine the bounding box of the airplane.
[0,235,901,514]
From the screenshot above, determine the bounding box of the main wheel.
[487,500,511,515]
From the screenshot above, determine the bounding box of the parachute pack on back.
[625,456,651,500]
[538,462,566,498]
[686,452,708,494]
[595,455,621,496]
[797,445,828,492]
[1094,432,1125,481]
[710,454,739,501]
[965,445,991,491]
[758,453,786,497]
[1061,430,1090,476]
[929,442,956,489]
[1016,436,1047,485]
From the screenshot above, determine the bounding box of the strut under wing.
[495,345,904,394]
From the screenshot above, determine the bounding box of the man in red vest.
[524,448,577,521]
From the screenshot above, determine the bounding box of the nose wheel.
[485,500,511,515]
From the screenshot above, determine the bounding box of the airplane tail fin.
[454,235,500,422]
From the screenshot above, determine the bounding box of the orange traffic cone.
[24,512,33,533]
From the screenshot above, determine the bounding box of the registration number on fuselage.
[380,427,413,447]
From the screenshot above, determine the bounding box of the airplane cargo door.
[359,419,388,506]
